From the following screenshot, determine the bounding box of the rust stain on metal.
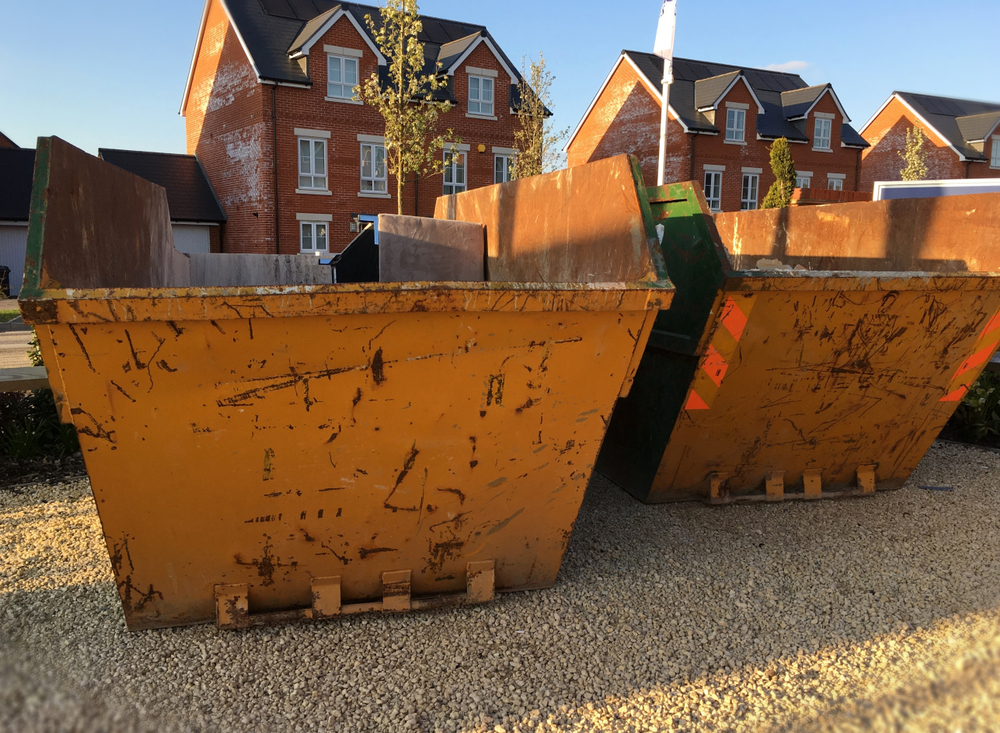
[601,181,1000,506]
[21,140,672,630]
[262,448,275,481]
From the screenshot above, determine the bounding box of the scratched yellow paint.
[39,298,661,629]
[21,139,673,630]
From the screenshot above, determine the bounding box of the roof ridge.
[622,50,809,78]
[439,31,483,47]
[782,83,828,94]
[694,69,741,84]
[957,110,1000,120]
[342,2,487,32]
[896,90,1000,108]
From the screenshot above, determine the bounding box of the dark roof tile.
[957,111,1000,143]
[694,71,740,110]
[623,51,865,147]
[895,92,1000,161]
[225,0,521,88]
[780,85,828,119]
[98,149,227,223]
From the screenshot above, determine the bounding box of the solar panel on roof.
[919,97,966,116]
[421,19,451,43]
[259,0,298,19]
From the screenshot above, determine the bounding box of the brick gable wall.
[566,59,862,212]
[566,59,688,184]
[186,10,520,254]
[859,96,1000,191]
[186,0,272,253]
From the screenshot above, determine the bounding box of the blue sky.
[1,0,998,154]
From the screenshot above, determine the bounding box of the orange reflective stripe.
[702,344,728,387]
[940,384,970,403]
[940,305,1000,401]
[685,390,710,410]
[685,295,757,411]
[955,342,998,379]
[720,297,749,341]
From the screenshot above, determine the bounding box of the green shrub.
[0,389,79,459]
[947,370,1000,444]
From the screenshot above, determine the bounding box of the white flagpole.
[657,58,673,186]
[654,0,676,186]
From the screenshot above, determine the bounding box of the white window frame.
[991,137,1000,168]
[298,137,327,191]
[443,150,467,195]
[298,219,330,254]
[741,172,759,210]
[327,54,359,100]
[360,142,387,194]
[725,108,746,143]
[494,154,512,183]
[814,117,833,151]
[827,173,846,191]
[468,75,494,117]
[703,168,723,212]
[795,171,813,189]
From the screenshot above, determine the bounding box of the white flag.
[654,0,676,60]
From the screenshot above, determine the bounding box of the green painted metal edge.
[20,137,53,300]
[644,181,728,347]
[629,156,672,287]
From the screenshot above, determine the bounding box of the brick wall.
[567,57,863,212]
[185,0,274,254]
[860,96,1000,191]
[185,6,520,254]
[566,58,689,184]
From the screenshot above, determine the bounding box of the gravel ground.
[2,441,1000,732]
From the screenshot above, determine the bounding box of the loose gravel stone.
[2,441,1000,732]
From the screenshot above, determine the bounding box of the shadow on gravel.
[2,441,999,732]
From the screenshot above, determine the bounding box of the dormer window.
[469,75,494,116]
[725,104,747,143]
[814,115,833,150]
[328,53,359,99]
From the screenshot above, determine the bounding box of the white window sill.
[296,188,332,196]
[724,139,747,146]
[466,112,497,121]
[991,165,1000,170]
[299,250,330,255]
[813,147,833,153]
[326,96,363,105]
[358,191,391,199]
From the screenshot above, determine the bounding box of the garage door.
[0,224,28,297]
[171,224,212,254]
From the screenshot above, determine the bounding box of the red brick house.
[182,0,524,254]
[859,92,1000,191]
[0,131,18,149]
[566,52,868,212]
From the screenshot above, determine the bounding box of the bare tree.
[357,0,458,213]
[512,54,568,179]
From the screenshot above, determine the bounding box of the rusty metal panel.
[599,182,1000,504]
[378,215,485,282]
[20,138,674,630]
[435,155,666,284]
